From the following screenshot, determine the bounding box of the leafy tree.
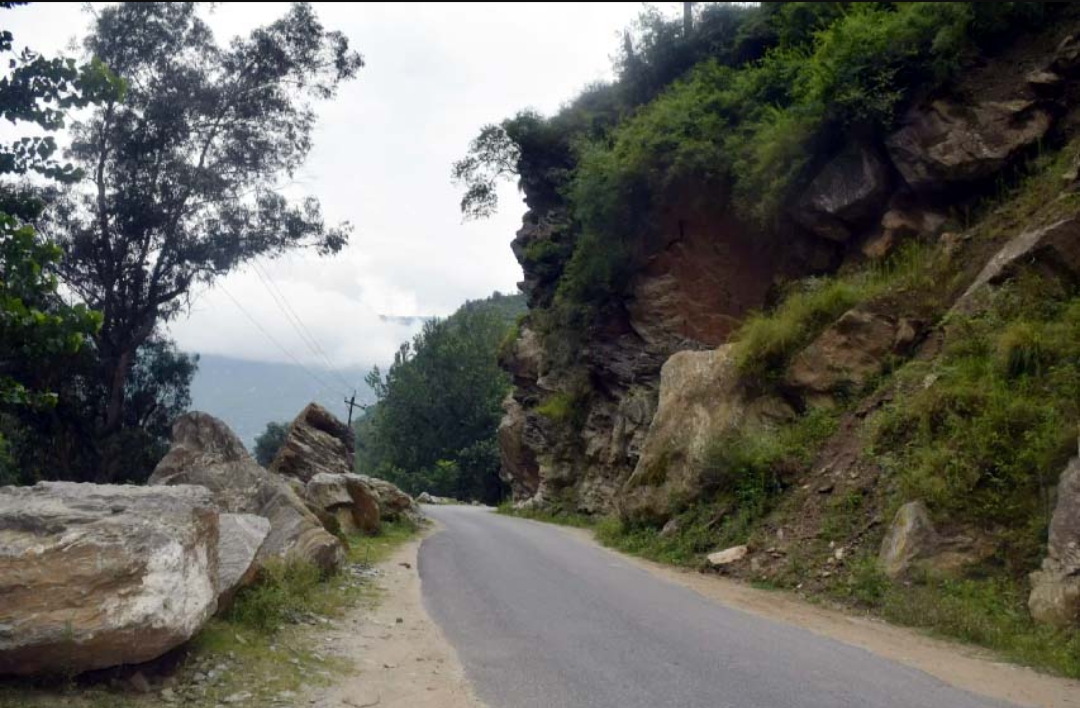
[254,421,290,467]
[356,293,525,503]
[47,2,363,435]
[0,3,120,483]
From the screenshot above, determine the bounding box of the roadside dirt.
[554,525,1080,708]
[306,527,485,708]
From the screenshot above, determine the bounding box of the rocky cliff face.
[498,25,1078,522]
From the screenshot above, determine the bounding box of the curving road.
[418,505,1016,708]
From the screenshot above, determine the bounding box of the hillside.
[484,2,1080,673]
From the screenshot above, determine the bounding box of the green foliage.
[871,289,1080,572]
[55,2,361,437]
[225,557,326,635]
[254,421,290,467]
[356,293,524,503]
[535,390,589,430]
[733,278,868,382]
[879,576,1080,678]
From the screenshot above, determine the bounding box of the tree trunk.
[684,2,694,38]
[103,346,134,435]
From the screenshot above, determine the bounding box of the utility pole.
[344,392,360,426]
[684,2,694,38]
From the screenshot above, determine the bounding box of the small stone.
[129,671,152,694]
[223,691,252,704]
[834,547,846,561]
[383,662,397,669]
[193,672,208,684]
[395,617,404,624]
[161,688,177,702]
[707,545,749,566]
[818,484,834,494]
[234,633,248,645]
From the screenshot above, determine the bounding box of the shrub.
[226,558,325,634]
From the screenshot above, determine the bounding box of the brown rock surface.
[886,98,1051,191]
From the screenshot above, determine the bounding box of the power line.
[249,259,355,391]
[218,282,343,396]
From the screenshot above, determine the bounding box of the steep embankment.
[491,3,1080,673]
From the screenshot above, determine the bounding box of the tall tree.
[357,293,525,503]
[47,2,362,434]
[0,2,120,483]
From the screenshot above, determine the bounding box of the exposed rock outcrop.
[0,483,219,676]
[497,394,540,500]
[1029,456,1080,627]
[885,98,1052,191]
[271,403,356,482]
[149,412,345,573]
[304,472,381,536]
[619,345,793,523]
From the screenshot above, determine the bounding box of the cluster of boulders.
[0,403,421,677]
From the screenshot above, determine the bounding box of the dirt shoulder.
[306,525,484,708]
[552,524,1080,708]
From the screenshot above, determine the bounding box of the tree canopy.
[356,293,525,503]
[46,2,363,436]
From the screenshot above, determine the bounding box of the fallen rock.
[955,217,1080,313]
[1029,456,1080,627]
[149,412,345,573]
[619,345,794,523]
[0,483,219,676]
[304,472,380,536]
[886,98,1052,191]
[270,403,355,483]
[659,517,682,539]
[708,545,749,566]
[216,513,271,610]
[794,142,890,242]
[879,501,990,579]
[358,474,423,524]
[786,307,918,405]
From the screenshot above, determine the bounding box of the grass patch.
[496,500,595,528]
[878,576,1080,679]
[534,389,589,430]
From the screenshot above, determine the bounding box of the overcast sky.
[4,2,671,372]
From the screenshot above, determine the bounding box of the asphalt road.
[418,505,1017,708]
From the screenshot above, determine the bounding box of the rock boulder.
[619,346,793,523]
[358,474,423,524]
[1029,456,1080,627]
[879,501,990,579]
[794,142,890,242]
[885,98,1051,191]
[304,473,380,536]
[215,513,271,610]
[270,403,356,483]
[0,483,219,676]
[149,412,345,573]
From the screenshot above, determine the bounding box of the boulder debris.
[0,482,220,676]
[1029,456,1080,627]
[149,411,345,573]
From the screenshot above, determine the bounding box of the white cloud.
[4,1,668,369]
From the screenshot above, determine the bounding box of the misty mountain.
[188,354,375,447]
